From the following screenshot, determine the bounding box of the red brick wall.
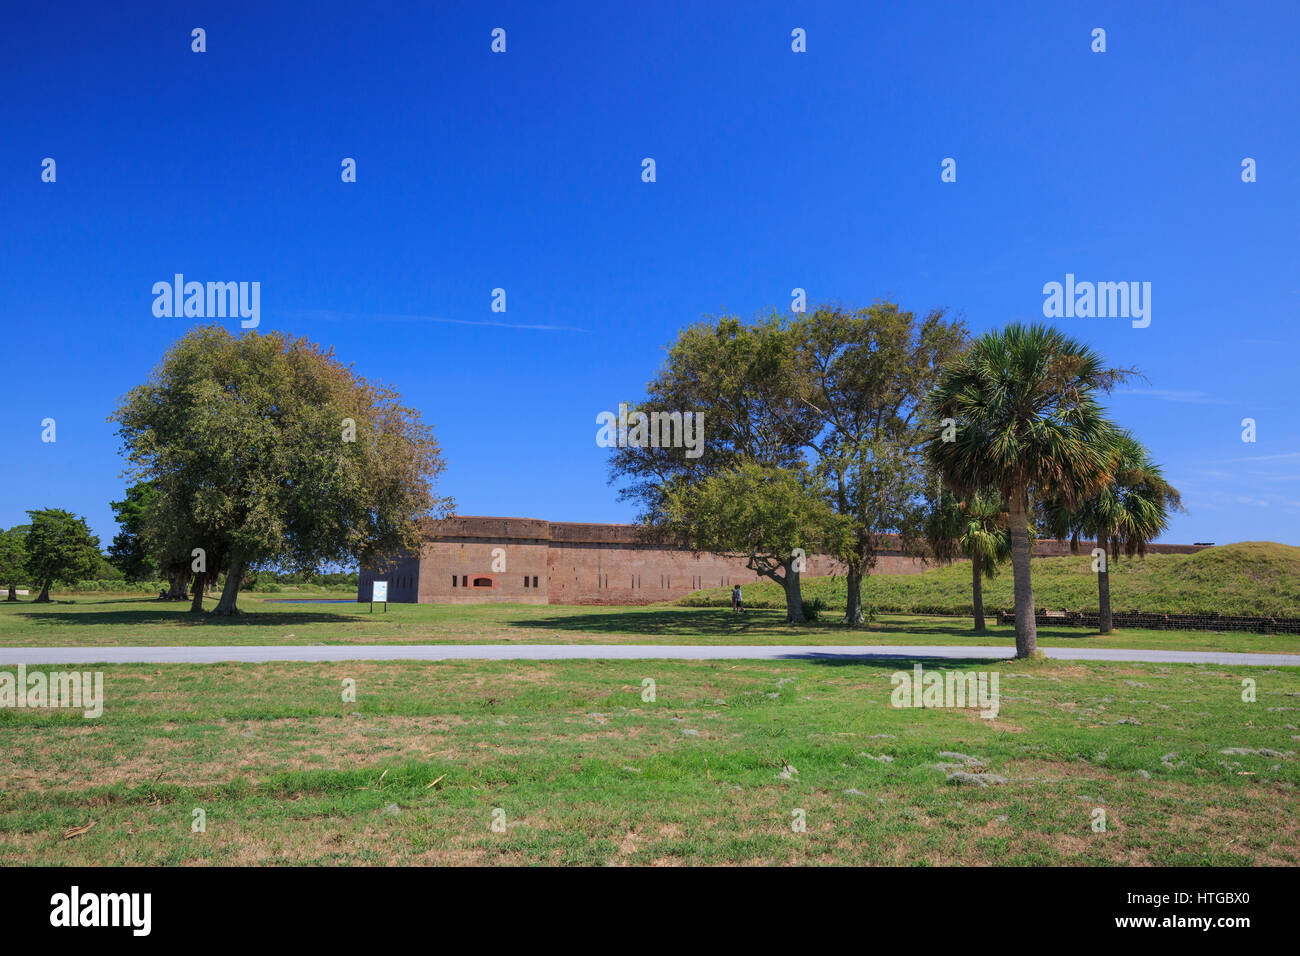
[359,516,1209,606]
[419,535,550,605]
[1029,539,1204,557]
[543,542,933,605]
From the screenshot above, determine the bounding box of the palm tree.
[926,324,1129,658]
[926,488,1011,631]
[1043,432,1182,634]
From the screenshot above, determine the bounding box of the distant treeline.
[3,563,359,595]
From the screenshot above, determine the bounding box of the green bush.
[55,579,166,594]
[102,580,160,592]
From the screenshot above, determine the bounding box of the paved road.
[1,644,1297,667]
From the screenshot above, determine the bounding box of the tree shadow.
[17,608,362,628]
[855,617,1103,641]
[0,596,153,608]
[511,607,1102,642]
[509,608,836,637]
[779,655,1013,668]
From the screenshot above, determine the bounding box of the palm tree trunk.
[212,558,244,616]
[971,552,985,631]
[1097,558,1112,634]
[1007,489,1037,657]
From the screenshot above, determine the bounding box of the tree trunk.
[212,558,245,616]
[782,564,805,624]
[1097,558,1112,634]
[167,569,191,600]
[35,580,52,603]
[843,567,865,626]
[971,552,985,632]
[5,584,16,601]
[1007,490,1037,658]
[190,572,206,613]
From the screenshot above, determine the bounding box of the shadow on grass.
[857,617,1105,642]
[510,607,1099,643]
[16,608,361,628]
[778,655,1013,668]
[510,608,824,637]
[0,596,156,608]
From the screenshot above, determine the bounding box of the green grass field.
[2,595,1299,654]
[4,584,1298,866]
[2,656,1297,865]
[684,542,1300,619]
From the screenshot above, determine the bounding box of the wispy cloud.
[290,309,592,334]
[1115,388,1232,405]
[1219,451,1300,463]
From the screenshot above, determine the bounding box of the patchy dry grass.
[1,657,1297,865]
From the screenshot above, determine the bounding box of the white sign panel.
[372,580,388,602]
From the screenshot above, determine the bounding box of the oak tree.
[111,325,453,615]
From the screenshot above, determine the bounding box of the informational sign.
[371,580,388,612]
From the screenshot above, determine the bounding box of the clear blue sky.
[2,0,1297,551]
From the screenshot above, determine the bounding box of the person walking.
[732,584,745,614]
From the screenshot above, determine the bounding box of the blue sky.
[2,0,1298,551]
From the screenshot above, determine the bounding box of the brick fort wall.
[356,516,1208,605]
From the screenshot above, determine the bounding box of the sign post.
[371,580,388,613]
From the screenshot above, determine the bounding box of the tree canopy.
[1041,430,1183,633]
[24,509,101,602]
[609,312,818,525]
[794,303,968,622]
[661,461,851,622]
[0,525,30,601]
[111,325,453,614]
[926,323,1130,656]
[924,487,1011,631]
[108,481,159,582]
[610,302,968,625]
